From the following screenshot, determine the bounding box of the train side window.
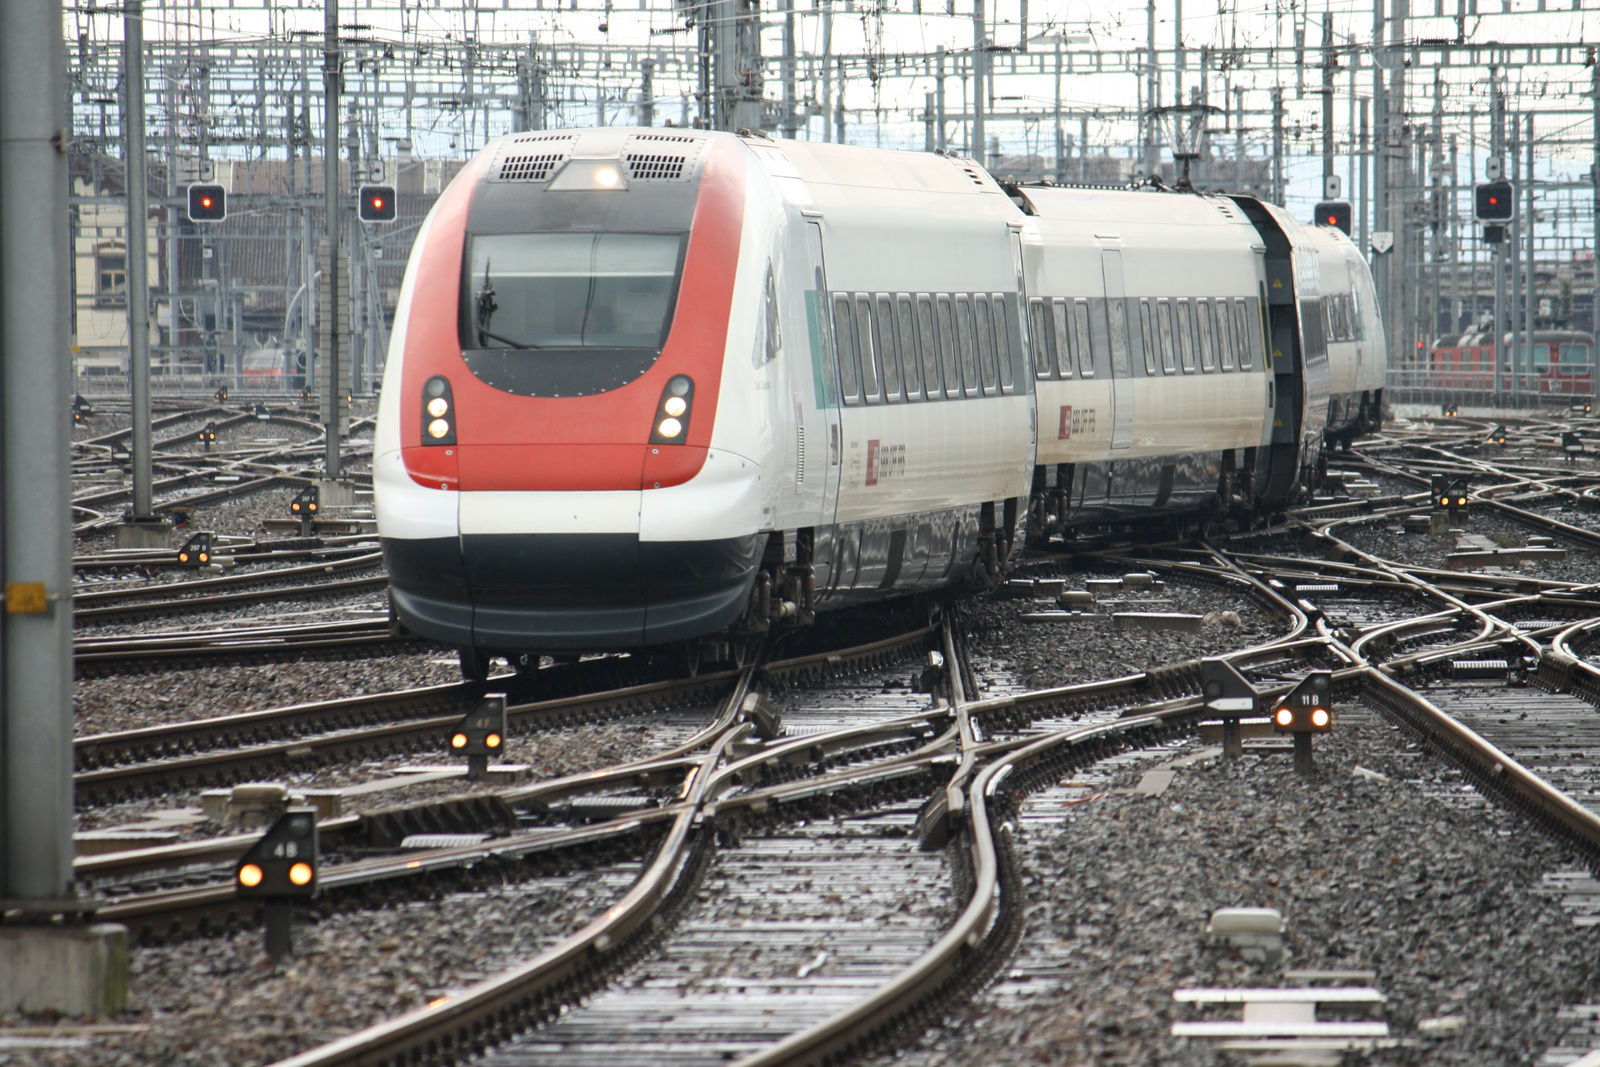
[1217,298,1236,371]
[832,294,861,405]
[1196,299,1216,372]
[1106,296,1131,379]
[973,296,999,394]
[1176,299,1196,373]
[916,295,942,399]
[1073,299,1094,378]
[895,295,923,400]
[1051,298,1073,378]
[853,295,881,402]
[955,296,980,396]
[1156,299,1176,374]
[993,293,1017,392]
[1029,298,1056,378]
[1234,299,1254,370]
[875,294,903,402]
[936,295,961,398]
[1139,299,1157,375]
[1348,287,1364,341]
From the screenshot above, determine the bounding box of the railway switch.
[290,485,319,534]
[1272,671,1334,776]
[452,694,507,778]
[197,422,217,450]
[1201,658,1258,759]
[235,807,319,962]
[177,532,213,568]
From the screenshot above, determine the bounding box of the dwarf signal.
[177,531,213,568]
[235,808,319,961]
[452,694,508,778]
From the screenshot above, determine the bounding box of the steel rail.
[72,574,387,627]
[261,668,760,1067]
[71,550,384,610]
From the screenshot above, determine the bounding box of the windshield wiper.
[474,259,541,350]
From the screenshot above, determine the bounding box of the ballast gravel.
[880,707,1600,1067]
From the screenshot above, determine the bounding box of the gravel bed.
[75,585,390,639]
[0,866,640,1067]
[878,707,1600,1066]
[75,647,463,736]
[76,718,682,837]
[963,565,1291,692]
[1336,511,1600,582]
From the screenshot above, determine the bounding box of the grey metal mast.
[323,0,342,477]
[126,0,153,522]
[1,0,76,911]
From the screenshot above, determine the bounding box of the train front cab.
[377,129,768,658]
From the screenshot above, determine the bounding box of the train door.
[804,220,844,591]
[1099,248,1134,450]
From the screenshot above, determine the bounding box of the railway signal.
[1312,201,1352,236]
[451,694,507,779]
[71,394,93,424]
[235,808,319,961]
[1201,657,1258,759]
[197,421,217,450]
[290,484,319,534]
[1563,431,1584,461]
[214,386,228,402]
[187,183,227,222]
[1489,425,1508,447]
[358,185,397,223]
[1474,179,1516,222]
[1271,671,1334,775]
[176,531,213,567]
[1442,402,1459,417]
[1430,475,1469,514]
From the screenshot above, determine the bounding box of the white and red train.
[374,127,1386,676]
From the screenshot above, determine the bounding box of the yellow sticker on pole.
[5,583,48,614]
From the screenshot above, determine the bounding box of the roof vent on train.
[490,133,576,183]
[621,131,704,182]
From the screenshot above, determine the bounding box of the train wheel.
[458,647,491,683]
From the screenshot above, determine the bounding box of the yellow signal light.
[1311,707,1331,728]
[307,502,317,512]
[288,862,313,886]
[199,552,209,563]
[1274,707,1294,728]
[238,863,264,888]
[451,732,468,749]
[179,552,189,563]
[1456,496,1467,506]
[485,733,503,749]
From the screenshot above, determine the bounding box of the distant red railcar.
[1429,329,1595,400]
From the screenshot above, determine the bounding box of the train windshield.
[1561,343,1592,371]
[465,233,682,349]
[458,232,686,396]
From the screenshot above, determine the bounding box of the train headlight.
[595,166,620,188]
[421,376,456,446]
[649,375,695,447]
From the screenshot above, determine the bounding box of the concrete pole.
[640,58,656,128]
[935,46,946,151]
[781,0,796,138]
[1359,97,1370,253]
[323,0,342,477]
[1321,13,1334,197]
[1053,40,1063,183]
[971,0,985,161]
[1509,117,1521,399]
[1,0,77,908]
[124,0,153,519]
[1592,63,1599,348]
[1371,0,1389,358]
[819,0,832,142]
[1272,87,1285,206]
[1525,113,1535,370]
